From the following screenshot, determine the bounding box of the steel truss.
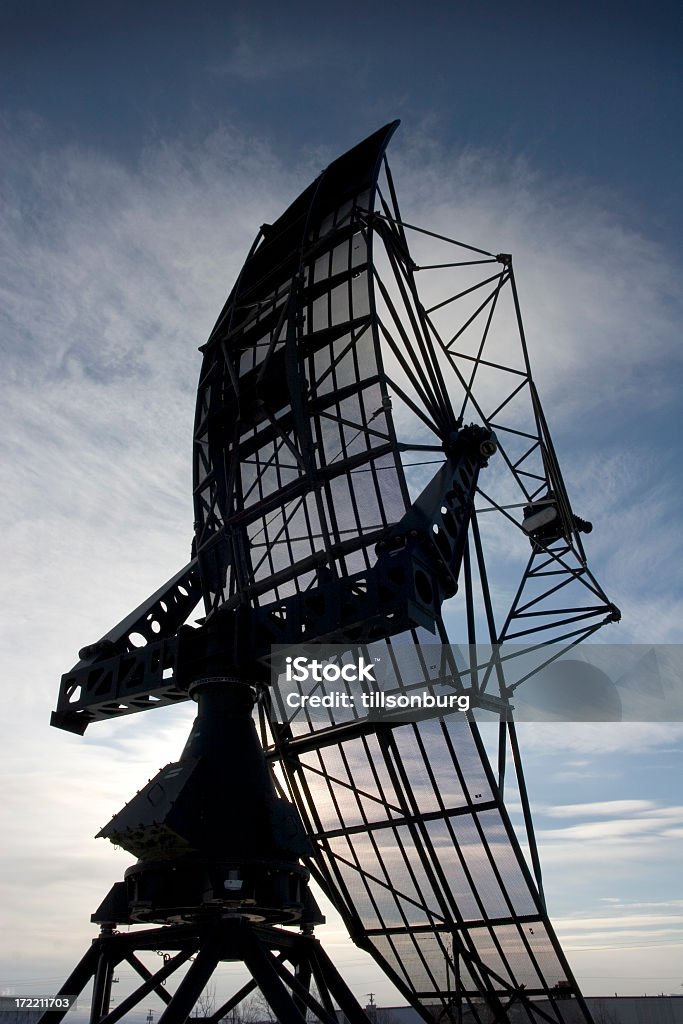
[45,123,618,1024]
[45,920,374,1024]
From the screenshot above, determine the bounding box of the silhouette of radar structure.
[45,123,619,1024]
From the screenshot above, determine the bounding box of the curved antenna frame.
[192,122,408,617]
[46,124,619,1024]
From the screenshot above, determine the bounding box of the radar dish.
[45,123,618,1024]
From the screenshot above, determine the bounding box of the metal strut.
[38,920,376,1024]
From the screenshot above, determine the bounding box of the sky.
[1,0,683,1014]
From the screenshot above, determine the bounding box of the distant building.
[345,997,683,1024]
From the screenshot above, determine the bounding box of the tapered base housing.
[93,676,321,927]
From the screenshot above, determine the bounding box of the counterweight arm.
[51,426,496,734]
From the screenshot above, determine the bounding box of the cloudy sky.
[1,0,682,1013]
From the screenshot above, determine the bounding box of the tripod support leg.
[90,950,115,1024]
[243,930,308,1024]
[269,955,337,1024]
[312,940,377,1024]
[156,941,220,1024]
[97,952,193,1024]
[43,920,377,1024]
[36,943,101,1024]
[293,954,313,1019]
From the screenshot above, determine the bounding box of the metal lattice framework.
[189,122,615,1020]
[48,123,619,1024]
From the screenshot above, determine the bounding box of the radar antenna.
[44,123,618,1024]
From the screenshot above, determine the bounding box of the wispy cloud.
[208,17,330,82]
[1,118,682,995]
[211,38,319,81]
[544,799,657,818]
[533,798,683,871]
[513,721,683,756]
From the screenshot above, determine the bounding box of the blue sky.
[1,0,682,1011]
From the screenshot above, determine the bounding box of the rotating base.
[93,854,321,927]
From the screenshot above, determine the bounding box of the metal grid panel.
[193,141,409,613]
[190,126,604,1021]
[281,711,585,1020]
